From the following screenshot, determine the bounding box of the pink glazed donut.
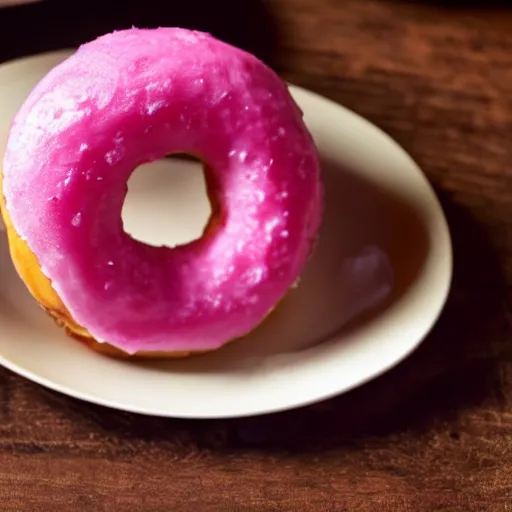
[1,27,323,358]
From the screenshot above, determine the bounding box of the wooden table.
[1,0,511,510]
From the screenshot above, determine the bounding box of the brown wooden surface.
[1,0,512,510]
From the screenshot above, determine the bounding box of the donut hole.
[121,154,213,248]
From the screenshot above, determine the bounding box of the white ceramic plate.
[0,50,452,418]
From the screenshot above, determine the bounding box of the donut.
[0,28,323,358]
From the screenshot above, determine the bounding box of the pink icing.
[3,28,323,354]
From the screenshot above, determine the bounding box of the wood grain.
[1,0,512,510]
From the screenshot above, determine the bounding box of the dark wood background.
[1,0,512,510]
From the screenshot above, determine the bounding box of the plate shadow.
[33,190,507,454]
[0,0,281,67]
